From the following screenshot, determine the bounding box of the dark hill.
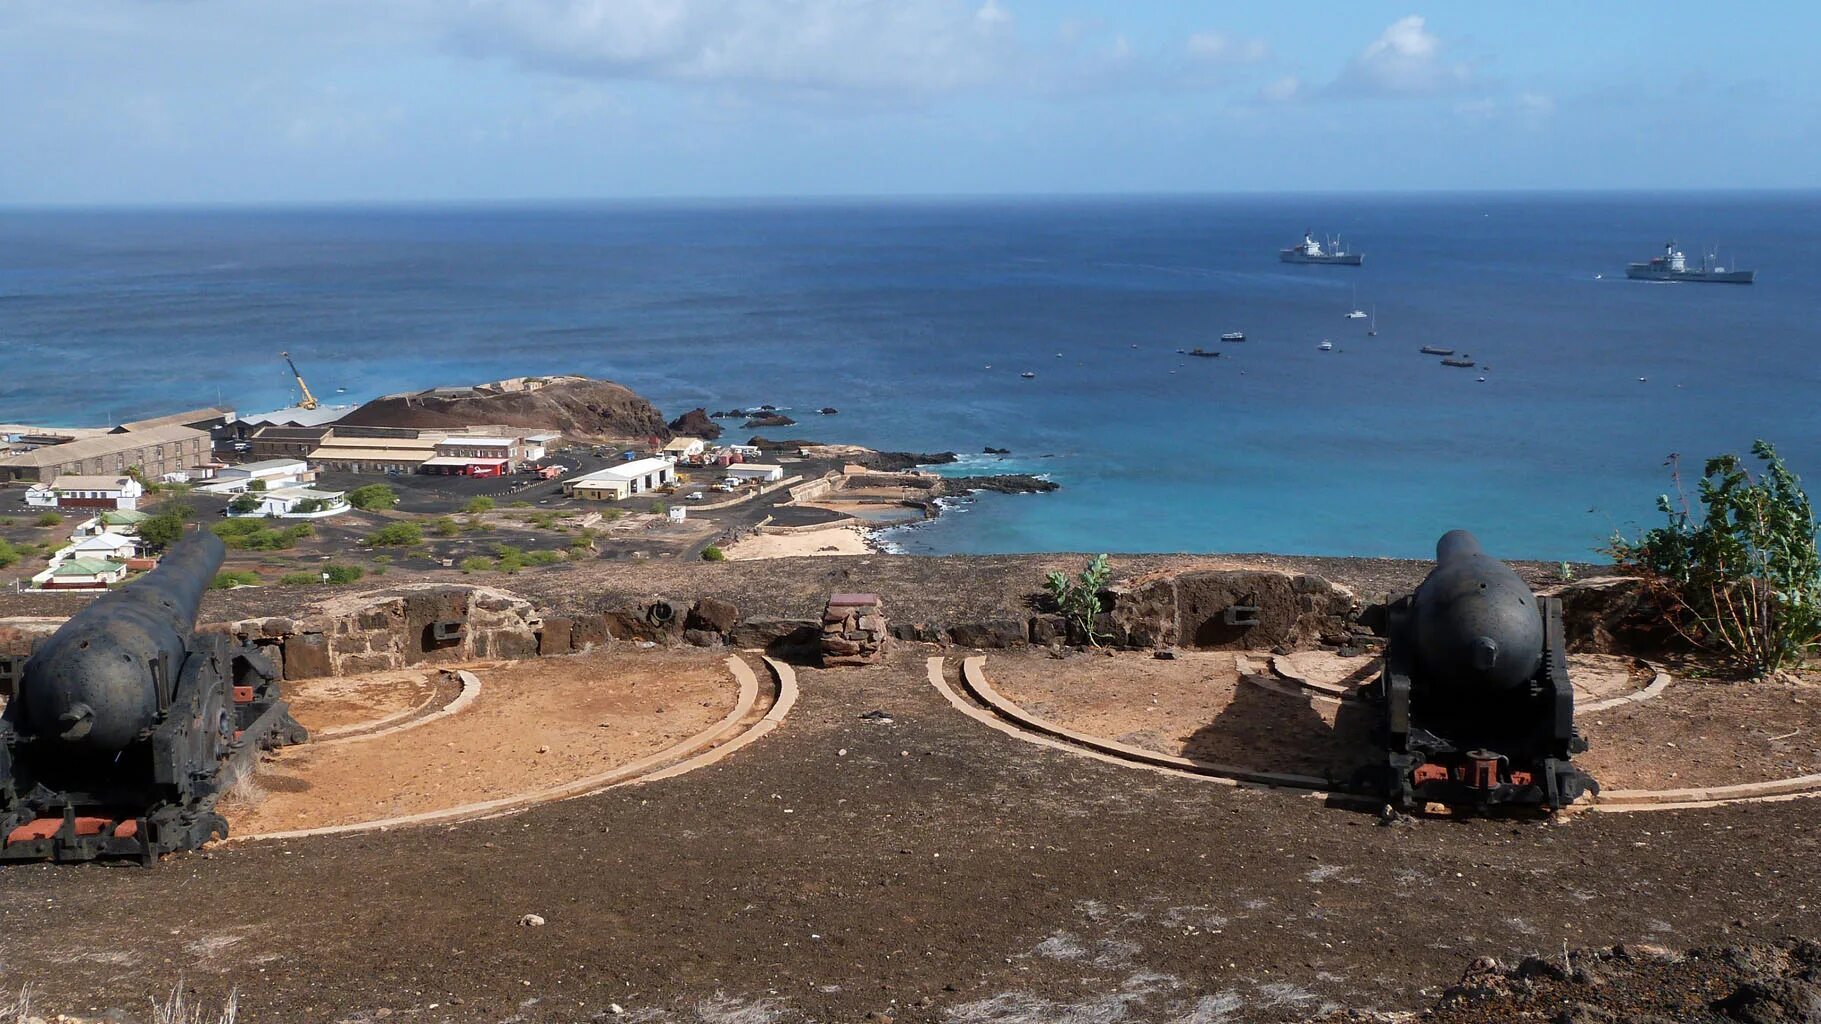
[338,376,670,440]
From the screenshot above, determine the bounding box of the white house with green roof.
[31,558,128,590]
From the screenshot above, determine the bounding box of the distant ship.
[1280,232,1363,266]
[1626,241,1754,284]
[1220,331,1246,342]
[1420,345,1455,356]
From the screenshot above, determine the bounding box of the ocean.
[2,193,1817,561]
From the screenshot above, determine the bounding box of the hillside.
[337,376,670,440]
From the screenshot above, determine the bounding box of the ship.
[1280,232,1363,266]
[1419,345,1454,356]
[1626,241,1754,284]
[1220,331,1245,342]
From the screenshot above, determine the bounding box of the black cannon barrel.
[1410,529,1544,694]
[16,530,224,754]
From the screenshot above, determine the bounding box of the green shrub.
[371,554,392,565]
[366,522,424,547]
[510,500,532,509]
[248,479,267,492]
[599,510,622,523]
[292,497,325,514]
[347,484,399,511]
[0,539,20,569]
[525,549,562,566]
[211,570,260,589]
[228,493,262,515]
[1045,554,1113,647]
[433,516,459,537]
[459,556,493,574]
[464,496,496,514]
[701,545,726,562]
[648,501,668,516]
[138,514,186,552]
[1606,441,1821,675]
[35,512,61,527]
[323,563,364,584]
[278,572,321,586]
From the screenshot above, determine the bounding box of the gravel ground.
[0,644,1818,1023]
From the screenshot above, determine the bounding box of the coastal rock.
[983,446,1011,455]
[747,435,826,451]
[941,474,1057,496]
[337,375,670,441]
[854,450,960,472]
[667,407,723,441]
[818,407,839,415]
[742,414,797,429]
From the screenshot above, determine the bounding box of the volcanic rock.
[338,375,670,441]
[742,413,797,429]
[667,407,723,440]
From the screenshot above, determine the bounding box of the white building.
[521,432,561,461]
[231,487,349,519]
[32,558,129,590]
[66,531,139,562]
[200,458,313,494]
[660,436,706,461]
[724,464,785,483]
[26,474,146,510]
[563,458,676,501]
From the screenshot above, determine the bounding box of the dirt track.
[3,645,1821,1023]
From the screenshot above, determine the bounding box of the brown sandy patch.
[983,649,1374,783]
[227,649,740,833]
[1577,677,1821,790]
[283,668,442,735]
[722,526,872,560]
[1276,650,1653,705]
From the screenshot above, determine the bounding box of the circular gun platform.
[937,650,1821,813]
[226,649,791,839]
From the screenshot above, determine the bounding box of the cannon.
[1375,530,1597,811]
[0,530,306,863]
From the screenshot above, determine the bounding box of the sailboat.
[1367,306,1378,336]
[1344,286,1368,319]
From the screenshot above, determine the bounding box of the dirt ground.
[225,649,739,834]
[722,525,874,559]
[282,667,445,735]
[6,644,1821,1023]
[983,649,1821,795]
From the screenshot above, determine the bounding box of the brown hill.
[338,376,670,441]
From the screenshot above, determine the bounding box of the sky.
[0,1,1816,203]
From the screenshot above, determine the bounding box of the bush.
[278,572,321,586]
[228,493,262,515]
[0,539,19,569]
[599,509,622,522]
[459,556,493,574]
[492,544,527,573]
[1606,441,1821,675]
[701,545,726,561]
[366,522,424,547]
[209,519,311,551]
[648,501,668,516]
[35,512,61,528]
[324,564,364,584]
[510,500,532,509]
[137,514,187,552]
[464,496,496,514]
[211,570,260,589]
[248,479,267,492]
[432,516,459,537]
[1044,554,1113,647]
[347,484,398,511]
[292,497,325,514]
[525,549,562,566]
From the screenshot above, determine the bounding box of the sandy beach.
[720,524,875,559]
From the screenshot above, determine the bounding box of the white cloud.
[1257,75,1301,104]
[449,0,1023,98]
[1328,15,1473,97]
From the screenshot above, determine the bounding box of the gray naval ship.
[1280,231,1363,265]
[1626,241,1754,284]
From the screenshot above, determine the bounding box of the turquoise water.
[3,193,1818,559]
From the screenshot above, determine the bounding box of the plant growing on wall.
[1606,441,1821,675]
[1045,553,1113,647]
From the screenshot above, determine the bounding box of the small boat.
[1220,331,1245,342]
[1441,357,1476,368]
[1020,371,1036,379]
[1317,340,1333,351]
[1344,287,1368,319]
[1184,348,1221,358]
[1419,345,1455,356]
[1477,376,1487,382]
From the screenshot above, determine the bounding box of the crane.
[281,351,320,411]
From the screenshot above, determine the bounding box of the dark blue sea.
[3,193,1818,561]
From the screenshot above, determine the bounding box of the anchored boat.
[1280,232,1363,266]
[1626,241,1754,284]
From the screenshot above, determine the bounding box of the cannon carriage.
[0,531,306,863]
[1376,530,1598,811]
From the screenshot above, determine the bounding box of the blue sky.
[1,1,1814,203]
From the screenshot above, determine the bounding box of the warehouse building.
[0,424,211,483]
[562,458,675,501]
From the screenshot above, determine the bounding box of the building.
[724,464,786,483]
[246,425,332,462]
[199,459,313,494]
[236,404,354,431]
[522,432,561,461]
[232,487,349,519]
[34,558,129,590]
[419,456,508,477]
[70,510,152,538]
[67,531,139,562]
[26,475,146,510]
[0,424,210,483]
[421,435,520,476]
[307,432,439,474]
[563,458,676,501]
[661,436,707,461]
[112,408,236,433]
